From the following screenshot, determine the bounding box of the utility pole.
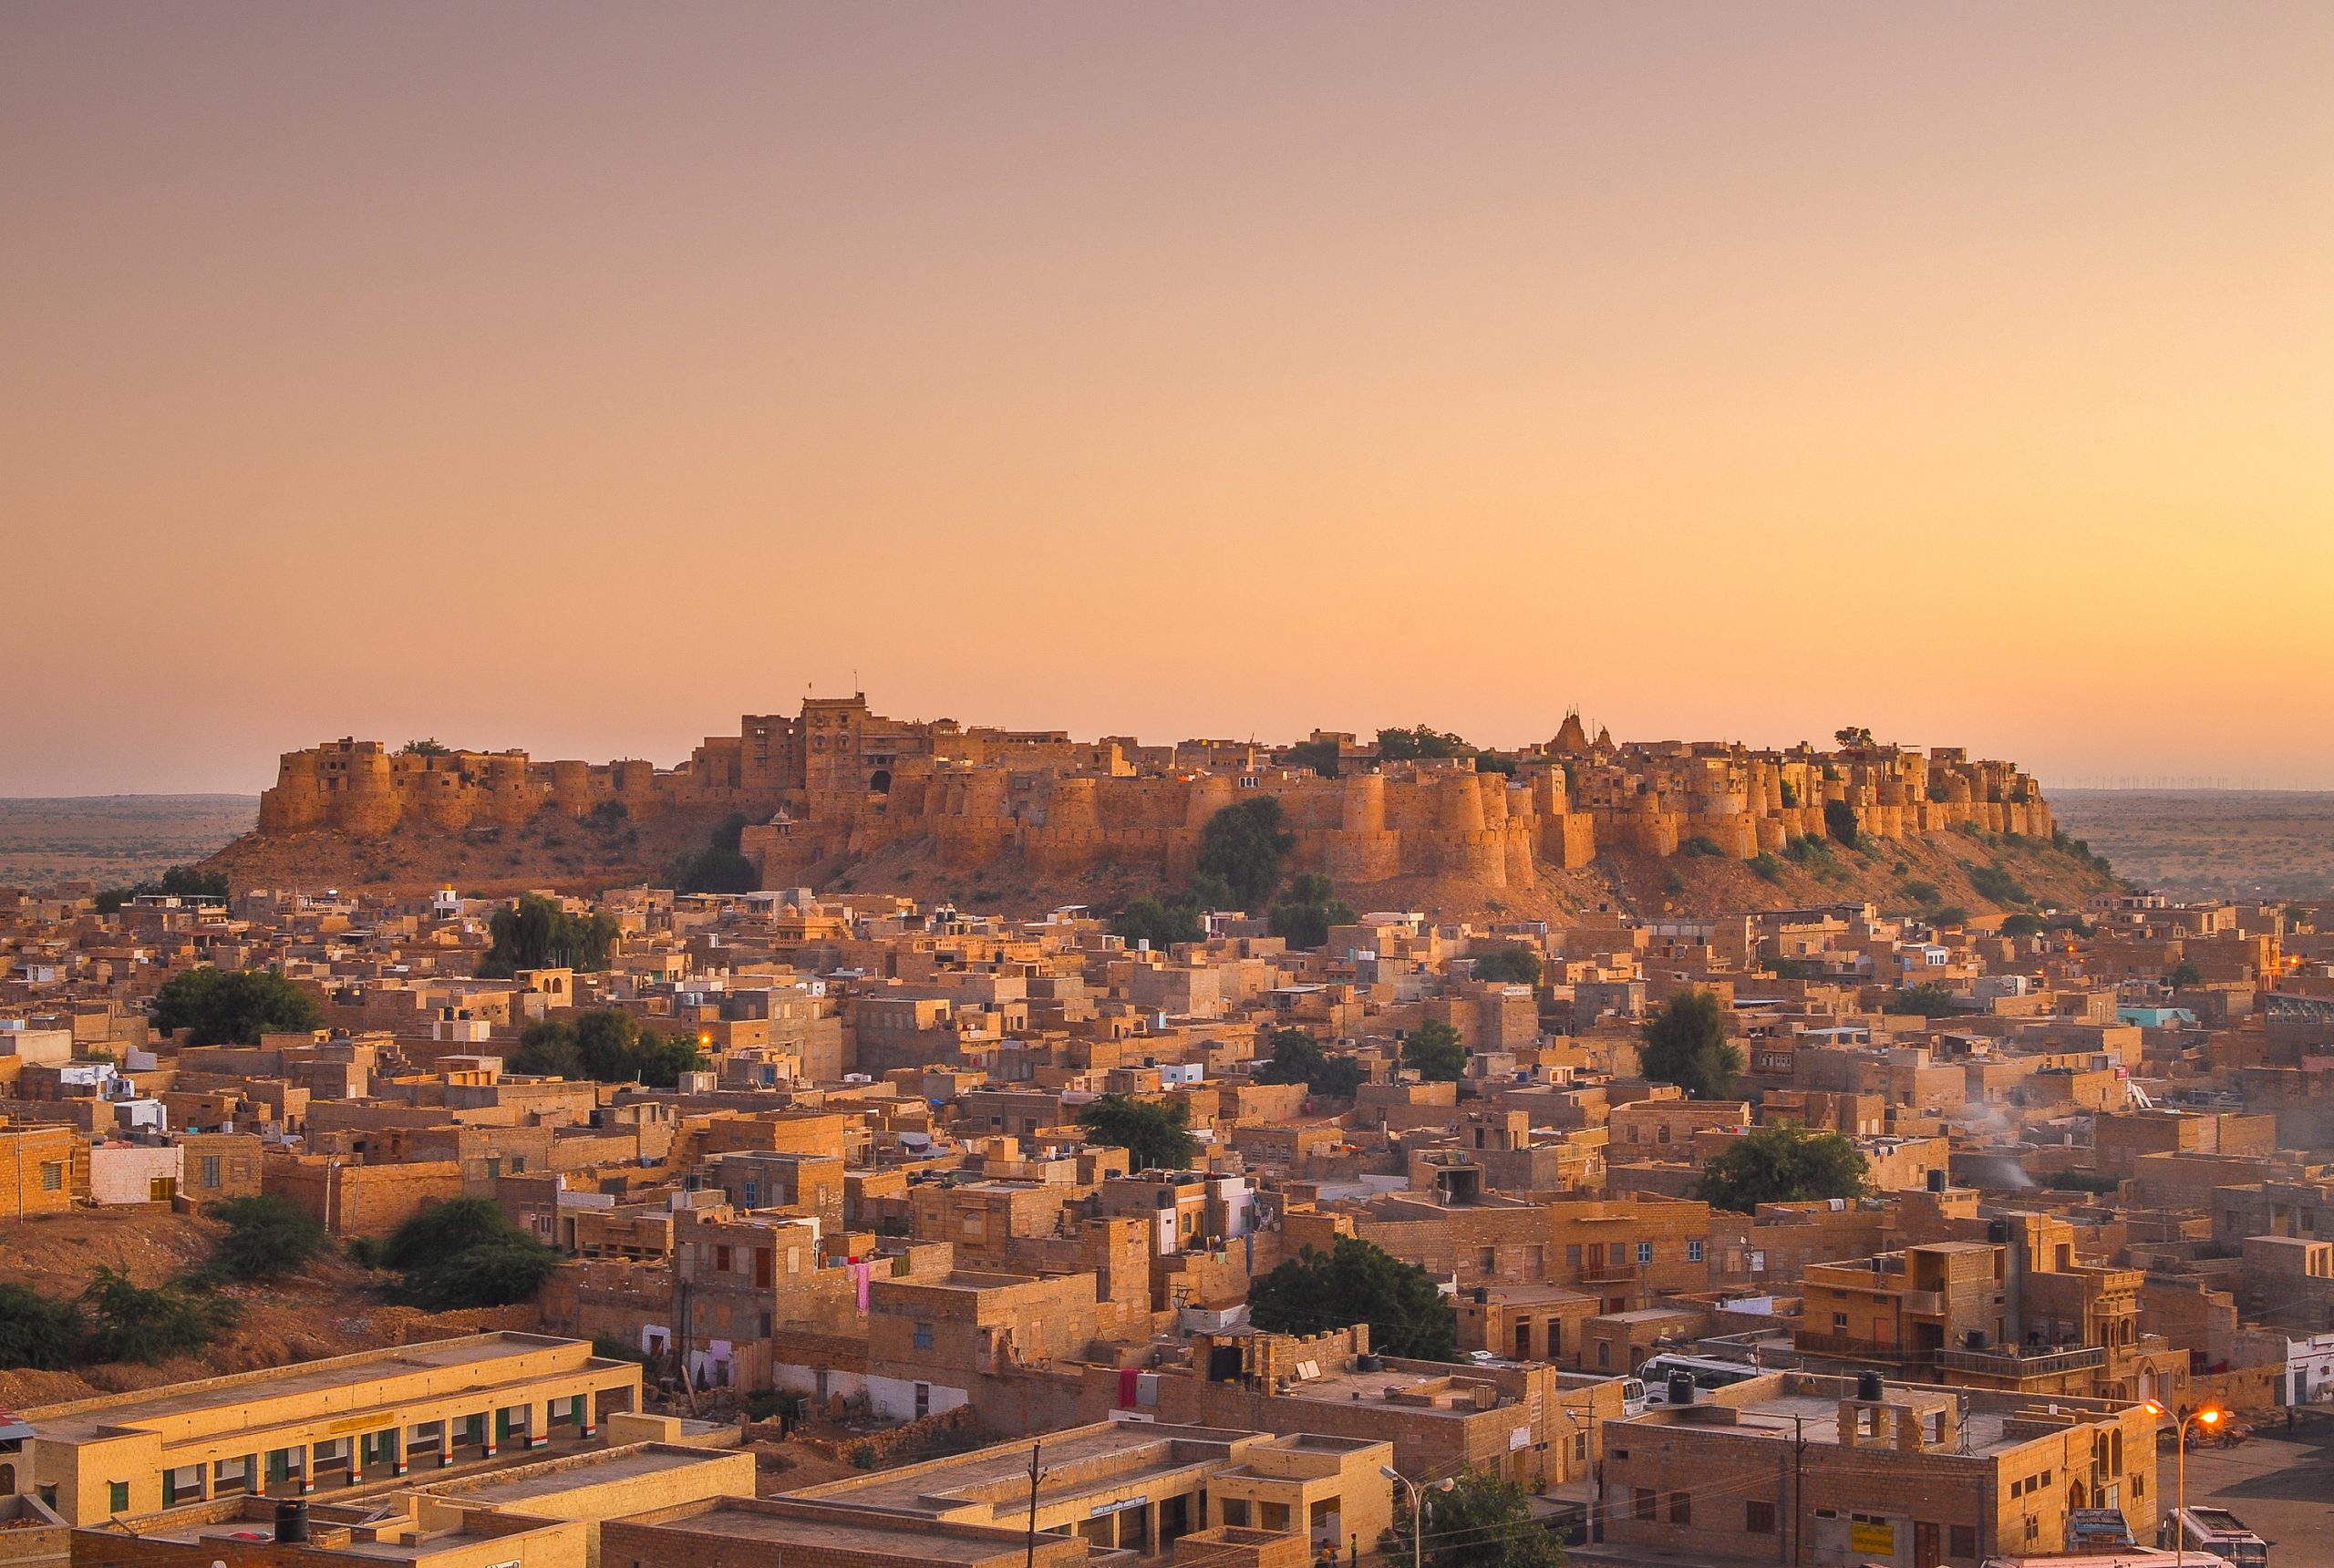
[1025,1441,1042,1568]
[1791,1412,1806,1568]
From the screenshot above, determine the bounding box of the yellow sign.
[1850,1520,1896,1554]
[324,1416,383,1437]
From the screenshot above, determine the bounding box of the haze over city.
[4,2,2329,795]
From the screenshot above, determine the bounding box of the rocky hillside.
[201,802,742,901]
[0,1209,533,1408]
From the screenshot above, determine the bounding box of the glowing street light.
[2143,1400,2224,1567]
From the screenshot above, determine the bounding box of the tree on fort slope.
[208,1194,330,1281]
[1249,1237,1458,1361]
[150,966,324,1046]
[1196,797,1294,911]
[1472,945,1544,985]
[666,812,758,895]
[1077,1092,1198,1171]
[1698,1125,1870,1212]
[1637,989,1743,1099]
[1269,872,1357,951]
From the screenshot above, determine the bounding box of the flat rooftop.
[638,1501,1049,1565]
[796,1422,1251,1519]
[1632,1387,2048,1459]
[420,1444,729,1506]
[27,1334,607,1442]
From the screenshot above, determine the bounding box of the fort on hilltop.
[254,696,2054,893]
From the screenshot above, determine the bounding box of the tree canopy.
[1076,1092,1199,1171]
[208,1194,329,1281]
[1890,983,1961,1018]
[1384,1467,1565,1568]
[1111,894,1205,949]
[2167,961,2204,990]
[1255,1027,1367,1099]
[1268,872,1357,951]
[78,1266,234,1365]
[0,1283,79,1370]
[477,892,621,976]
[666,812,759,894]
[1400,1019,1468,1083]
[1637,989,1743,1099]
[1823,799,1864,850]
[1284,738,1340,778]
[1375,726,1473,762]
[1248,1237,1457,1361]
[1472,945,1543,985]
[510,1010,705,1087]
[1699,1125,1870,1212]
[150,966,324,1046]
[97,864,229,913]
[1195,797,1294,911]
[381,1198,560,1309]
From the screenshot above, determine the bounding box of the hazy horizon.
[5,4,2329,794]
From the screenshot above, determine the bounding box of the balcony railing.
[1937,1345,2106,1378]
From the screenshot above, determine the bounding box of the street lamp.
[2143,1401,2224,1567]
[1379,1467,1452,1568]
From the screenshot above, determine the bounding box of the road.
[2176,1417,2334,1568]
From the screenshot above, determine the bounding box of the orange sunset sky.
[3,4,2329,795]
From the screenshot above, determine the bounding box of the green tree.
[1472,946,1543,985]
[1401,1019,1468,1083]
[1823,799,1864,850]
[1285,738,1341,778]
[1375,727,1472,762]
[0,1283,80,1370]
[1384,1467,1565,1568]
[1968,863,2029,906]
[1077,1093,1198,1171]
[1472,750,1517,777]
[97,864,231,913]
[397,1234,561,1310]
[1698,1126,1869,1212]
[1268,872,1356,951]
[1255,1027,1366,1099]
[399,738,452,756]
[1112,895,1204,949]
[477,893,621,976]
[380,1198,560,1309]
[150,966,324,1046]
[1834,726,1876,750]
[510,1012,703,1086]
[1195,797,1294,911]
[1637,990,1743,1099]
[1248,1237,1457,1361]
[666,812,758,894]
[1890,983,1961,1018]
[209,1194,329,1281]
[2167,962,2204,990]
[79,1267,234,1365]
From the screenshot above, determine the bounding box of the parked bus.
[2158,1505,2269,1567]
